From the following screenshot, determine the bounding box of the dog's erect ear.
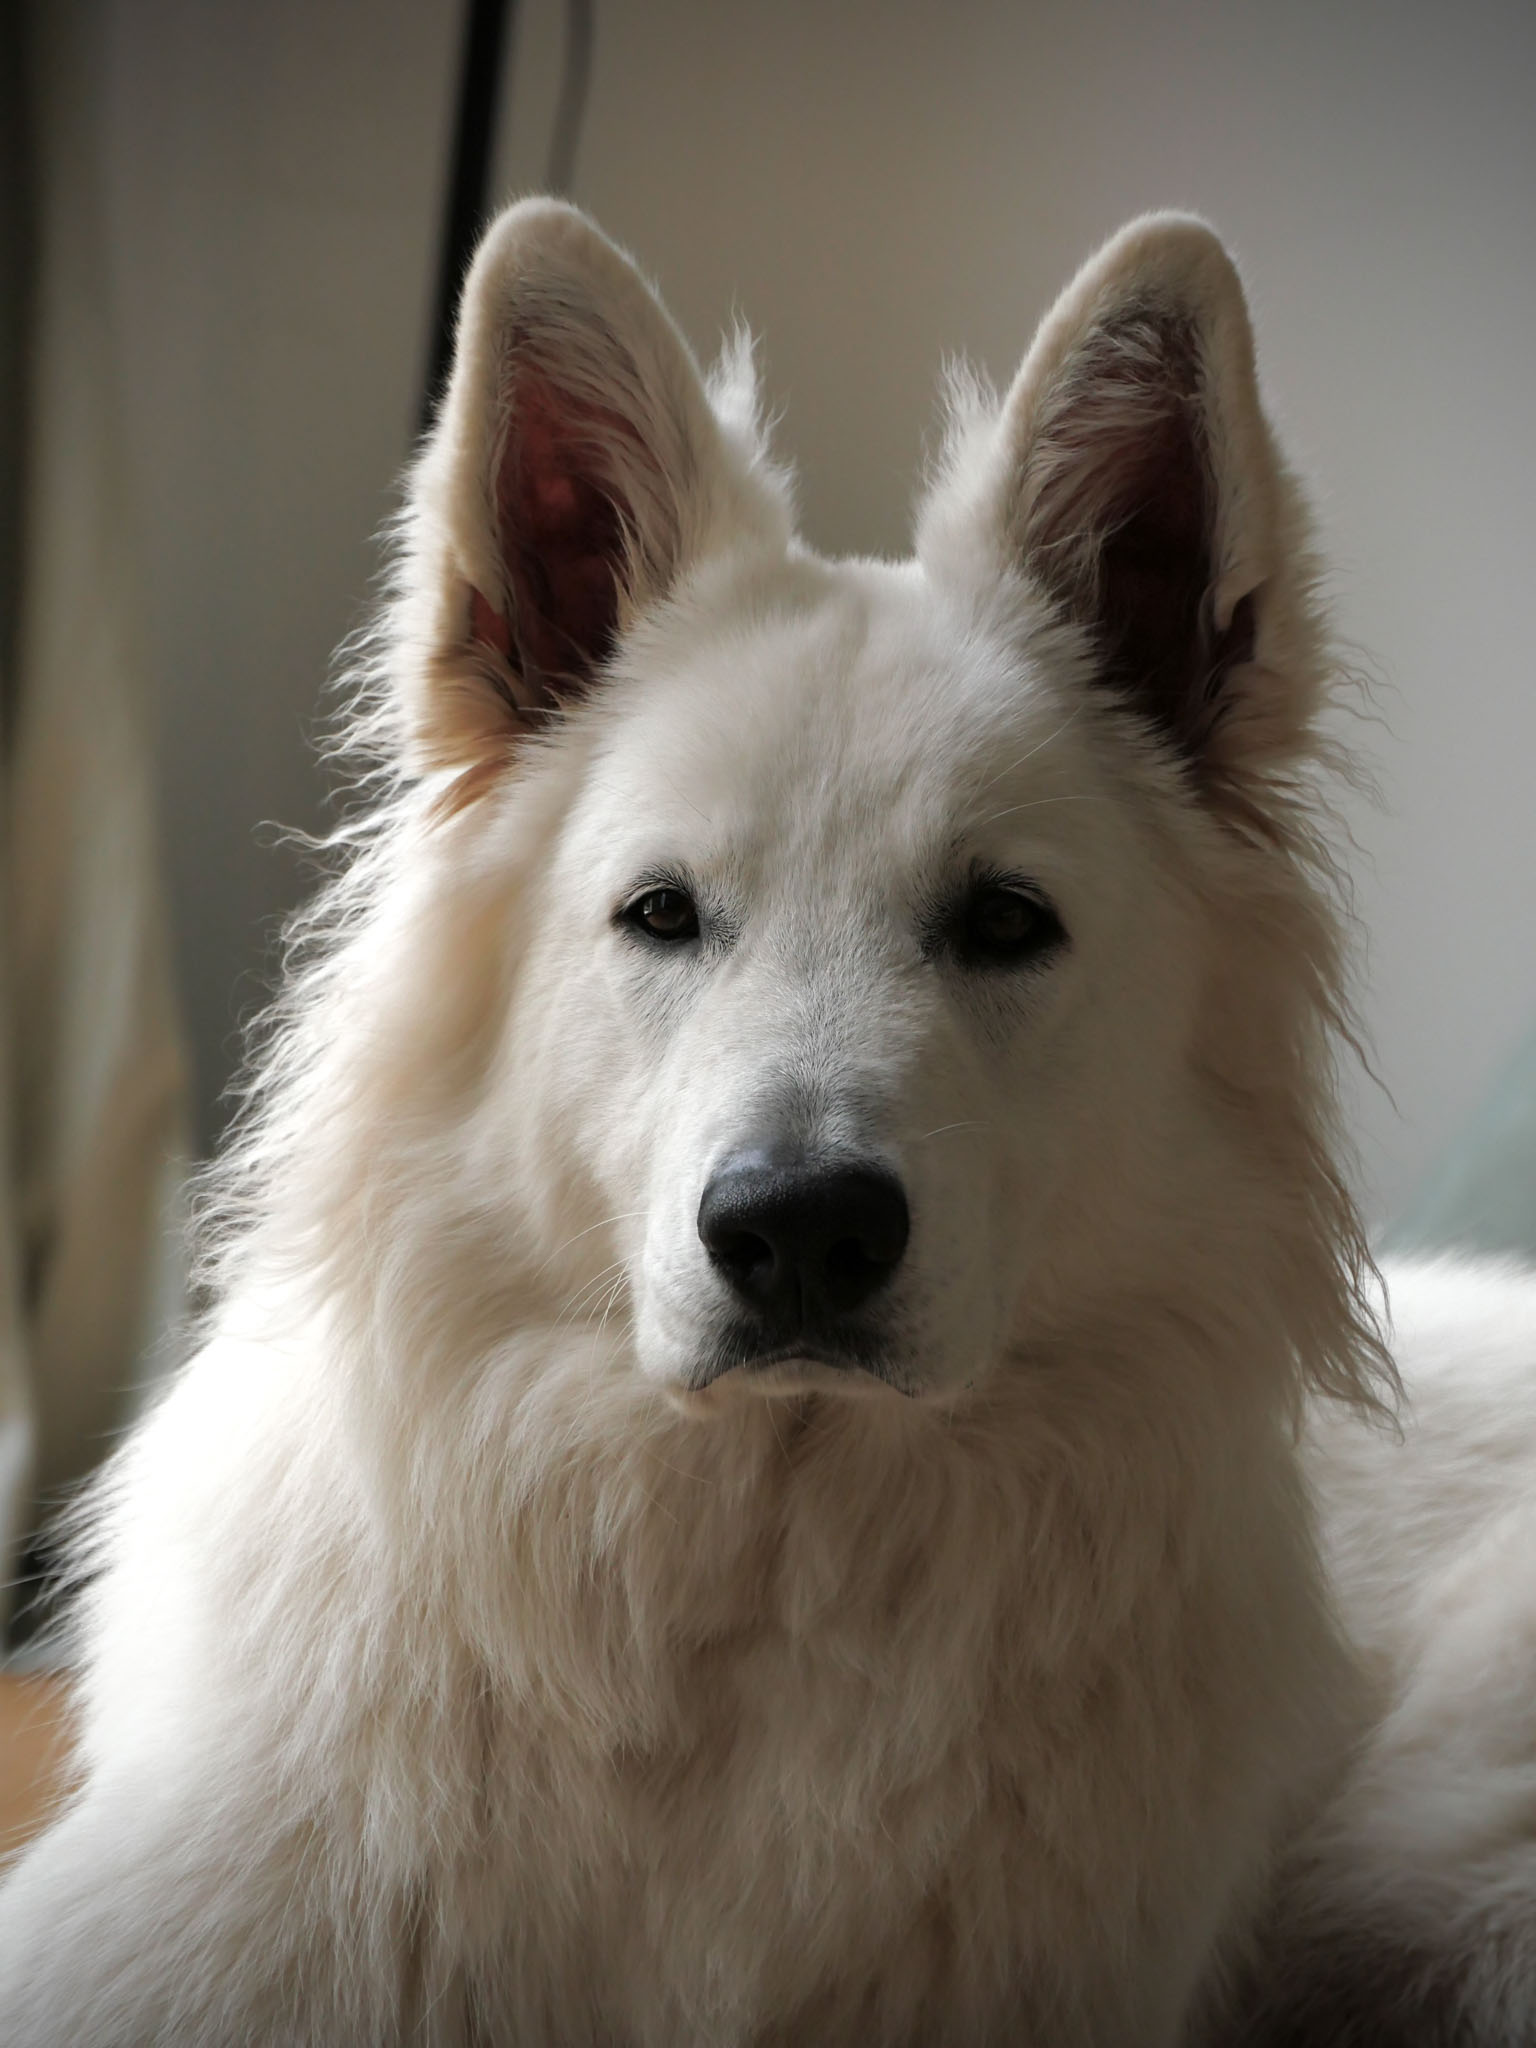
[395,200,786,775]
[919,217,1318,786]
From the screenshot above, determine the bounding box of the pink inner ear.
[470,586,512,657]
[490,371,632,702]
[1025,313,1232,758]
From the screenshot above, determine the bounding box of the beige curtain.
[0,2,189,1638]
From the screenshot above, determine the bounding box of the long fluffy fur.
[1,204,1530,2048]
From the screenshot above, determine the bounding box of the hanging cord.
[545,0,594,197]
[419,0,516,436]
[418,1,598,437]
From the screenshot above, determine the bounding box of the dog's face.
[382,203,1338,1409]
[517,571,1194,1404]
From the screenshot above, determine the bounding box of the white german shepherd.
[2,203,1533,2045]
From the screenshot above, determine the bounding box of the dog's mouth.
[683,1329,914,1400]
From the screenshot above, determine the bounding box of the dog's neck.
[295,1302,1318,1749]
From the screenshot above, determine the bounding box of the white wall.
[99,0,453,1138]
[101,0,1536,1229]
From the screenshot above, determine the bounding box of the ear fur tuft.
[393,200,791,779]
[918,215,1317,799]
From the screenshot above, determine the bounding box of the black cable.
[545,0,594,199]
[0,0,36,757]
[419,0,516,437]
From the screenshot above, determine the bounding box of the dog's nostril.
[825,1235,885,1289]
[697,1148,910,1328]
[714,1228,775,1283]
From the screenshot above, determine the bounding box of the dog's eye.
[623,886,701,943]
[954,882,1065,967]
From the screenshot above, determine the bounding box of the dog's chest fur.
[377,1378,1336,2045]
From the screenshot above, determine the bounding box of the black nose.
[697,1148,910,1328]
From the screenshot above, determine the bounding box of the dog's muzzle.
[693,1144,909,1384]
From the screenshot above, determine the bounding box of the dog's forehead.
[584,559,1098,873]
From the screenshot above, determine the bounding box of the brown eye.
[623,885,700,943]
[955,882,1065,968]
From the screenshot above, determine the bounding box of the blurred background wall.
[90,0,1536,1231]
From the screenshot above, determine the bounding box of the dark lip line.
[693,1345,916,1396]
[741,1347,862,1371]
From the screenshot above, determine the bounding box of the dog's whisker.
[532,1211,646,1282]
[551,1269,619,1325]
[974,704,1086,794]
[591,1272,631,1350]
[645,1455,713,1487]
[975,793,1106,829]
[552,1261,630,1333]
[764,1398,791,1466]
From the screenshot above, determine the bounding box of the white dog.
[1,202,1532,2045]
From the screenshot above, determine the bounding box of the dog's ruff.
[1,204,1532,2045]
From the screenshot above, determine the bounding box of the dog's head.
[254,203,1384,1421]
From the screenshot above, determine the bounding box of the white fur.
[0,203,1530,2046]
[1256,1259,1536,2037]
